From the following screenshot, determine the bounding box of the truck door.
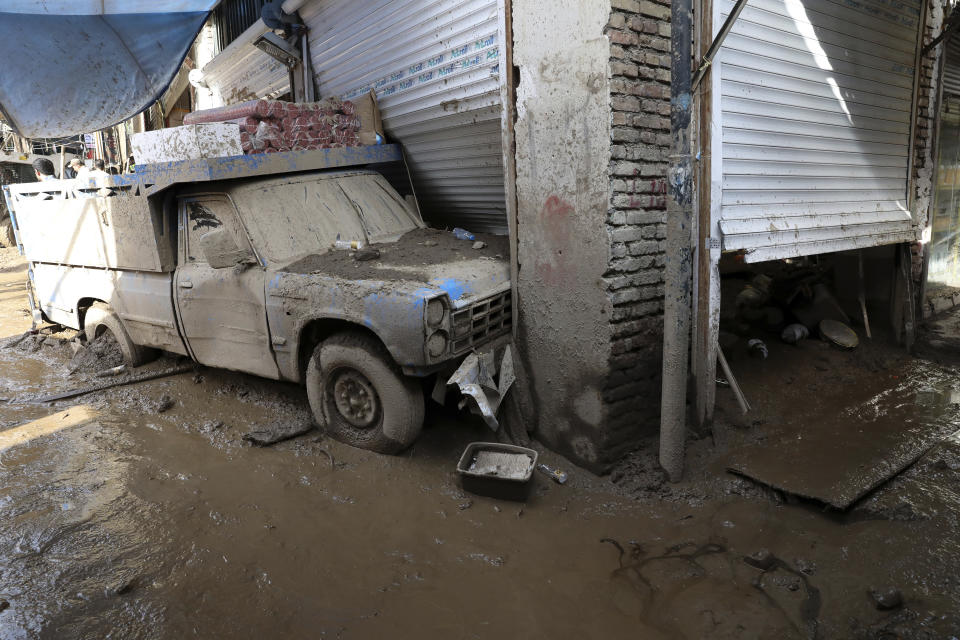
[174,195,280,379]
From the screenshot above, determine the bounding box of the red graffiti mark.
[626,169,668,208]
[534,195,574,286]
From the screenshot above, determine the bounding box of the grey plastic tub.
[456,442,538,501]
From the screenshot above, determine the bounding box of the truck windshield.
[235,172,420,265]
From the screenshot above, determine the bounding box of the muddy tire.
[306,331,424,454]
[83,302,157,367]
[0,217,15,248]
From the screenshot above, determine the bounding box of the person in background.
[31,158,56,181]
[67,158,85,179]
[86,159,109,181]
[125,155,136,173]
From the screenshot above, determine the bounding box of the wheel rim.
[331,368,380,429]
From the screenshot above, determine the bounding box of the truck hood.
[279,227,510,307]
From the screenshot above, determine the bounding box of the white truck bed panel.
[11,193,173,272]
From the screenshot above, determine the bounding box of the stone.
[472,241,486,250]
[153,394,175,413]
[242,419,312,445]
[744,549,776,571]
[354,247,381,261]
[869,587,903,610]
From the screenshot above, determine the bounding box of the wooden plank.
[497,0,519,338]
[694,0,722,430]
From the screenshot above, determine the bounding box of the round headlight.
[427,330,448,358]
[426,298,445,327]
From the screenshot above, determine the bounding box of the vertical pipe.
[659,0,694,481]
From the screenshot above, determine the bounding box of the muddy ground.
[0,247,959,639]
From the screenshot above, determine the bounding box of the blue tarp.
[0,2,218,138]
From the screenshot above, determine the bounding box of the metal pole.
[659,0,694,481]
[691,0,749,90]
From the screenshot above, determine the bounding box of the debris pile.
[68,334,124,375]
[183,97,370,154]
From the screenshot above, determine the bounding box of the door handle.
[178,281,193,289]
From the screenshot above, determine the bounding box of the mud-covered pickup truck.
[5,146,511,453]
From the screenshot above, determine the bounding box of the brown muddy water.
[0,248,959,639]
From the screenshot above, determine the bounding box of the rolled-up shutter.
[717,0,922,262]
[944,36,960,98]
[300,0,507,233]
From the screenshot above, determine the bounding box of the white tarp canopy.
[0,1,217,138]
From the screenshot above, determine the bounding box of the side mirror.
[199,228,256,269]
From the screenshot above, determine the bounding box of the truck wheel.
[306,332,424,454]
[0,218,14,248]
[83,302,157,367]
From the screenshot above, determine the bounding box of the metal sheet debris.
[447,345,515,430]
[727,361,960,509]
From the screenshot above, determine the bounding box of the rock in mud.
[869,587,903,610]
[151,394,176,413]
[745,549,777,570]
[106,578,136,597]
[0,599,8,612]
[354,247,381,262]
[242,419,313,446]
[199,420,224,434]
[472,241,486,250]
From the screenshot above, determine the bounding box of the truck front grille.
[451,290,512,352]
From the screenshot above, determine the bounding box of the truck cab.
[7,148,511,454]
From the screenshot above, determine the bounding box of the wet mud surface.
[282,227,509,281]
[0,247,960,638]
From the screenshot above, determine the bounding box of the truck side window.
[185,197,246,263]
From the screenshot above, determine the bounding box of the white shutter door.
[717,0,922,262]
[300,0,507,234]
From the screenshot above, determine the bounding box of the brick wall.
[601,0,672,457]
[914,0,944,284]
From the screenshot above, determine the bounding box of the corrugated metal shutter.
[201,19,290,106]
[299,0,507,234]
[944,36,960,97]
[717,0,922,262]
